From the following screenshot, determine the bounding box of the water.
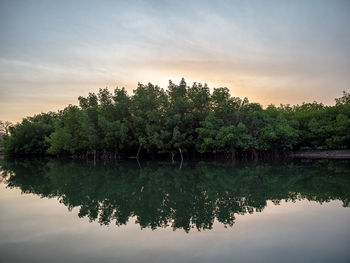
[0,158,349,263]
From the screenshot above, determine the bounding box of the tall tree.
[166,78,193,161]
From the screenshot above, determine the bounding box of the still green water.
[0,158,349,263]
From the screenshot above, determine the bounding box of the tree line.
[1,78,350,160]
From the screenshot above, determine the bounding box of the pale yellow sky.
[1,0,349,123]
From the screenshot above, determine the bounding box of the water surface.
[0,159,349,262]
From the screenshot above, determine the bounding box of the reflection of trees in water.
[1,159,350,232]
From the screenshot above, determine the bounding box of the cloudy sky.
[1,0,349,122]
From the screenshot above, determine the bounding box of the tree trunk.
[252,148,258,160]
[230,146,236,161]
[136,157,141,168]
[171,152,175,163]
[178,147,183,163]
[136,146,141,159]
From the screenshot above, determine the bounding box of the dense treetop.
[1,79,350,159]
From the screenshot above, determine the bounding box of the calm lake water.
[0,158,349,263]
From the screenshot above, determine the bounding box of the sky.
[0,0,350,122]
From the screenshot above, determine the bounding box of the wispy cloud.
[0,0,349,122]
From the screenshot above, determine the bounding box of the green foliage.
[196,113,224,152]
[47,106,88,154]
[2,113,56,155]
[2,80,350,158]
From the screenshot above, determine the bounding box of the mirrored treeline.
[1,159,349,232]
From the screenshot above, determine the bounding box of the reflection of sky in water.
[1,184,349,263]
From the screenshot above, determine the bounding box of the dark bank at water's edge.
[291,149,350,159]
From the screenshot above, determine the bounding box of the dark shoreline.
[1,150,350,161]
[291,150,350,159]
